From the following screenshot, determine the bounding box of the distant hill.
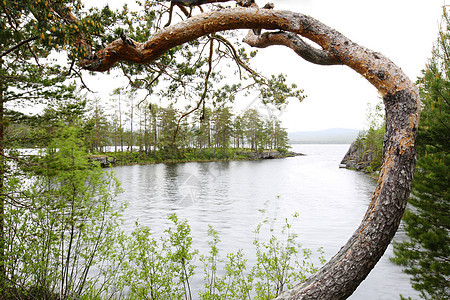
[288,128,360,144]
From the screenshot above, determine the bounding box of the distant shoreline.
[288,128,360,144]
[289,141,352,144]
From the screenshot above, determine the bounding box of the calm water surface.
[113,144,418,299]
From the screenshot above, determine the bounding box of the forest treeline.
[6,95,290,162]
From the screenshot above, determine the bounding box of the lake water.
[113,144,419,299]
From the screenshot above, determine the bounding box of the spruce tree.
[391,8,449,299]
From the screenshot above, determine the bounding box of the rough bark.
[80,6,420,299]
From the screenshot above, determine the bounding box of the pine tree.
[212,106,233,150]
[242,108,262,151]
[391,8,449,299]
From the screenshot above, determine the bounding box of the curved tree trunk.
[81,6,420,299]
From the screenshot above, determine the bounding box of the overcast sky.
[87,0,445,132]
[246,0,445,131]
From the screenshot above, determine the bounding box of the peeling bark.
[80,6,420,299]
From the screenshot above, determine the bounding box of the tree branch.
[79,7,409,96]
[0,36,38,59]
[243,30,342,66]
[71,68,95,93]
[213,34,258,75]
[173,35,215,143]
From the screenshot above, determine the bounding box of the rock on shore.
[339,142,376,171]
[88,155,116,167]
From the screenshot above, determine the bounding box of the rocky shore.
[339,141,378,173]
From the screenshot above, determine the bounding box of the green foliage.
[0,0,127,60]
[258,74,306,106]
[242,108,262,151]
[0,7,123,291]
[364,125,384,172]
[198,213,325,300]
[117,214,197,300]
[165,214,198,299]
[199,226,251,300]
[391,8,449,300]
[250,215,323,299]
[351,101,385,173]
[3,127,125,299]
[9,97,292,161]
[212,106,233,150]
[0,0,124,108]
[5,96,90,148]
[108,213,325,300]
[106,146,291,166]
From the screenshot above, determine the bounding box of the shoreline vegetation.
[8,102,299,168]
[6,127,322,300]
[88,148,305,167]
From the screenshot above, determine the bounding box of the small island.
[88,148,304,167]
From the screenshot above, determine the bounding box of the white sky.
[85,0,445,132]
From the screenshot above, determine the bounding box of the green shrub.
[118,212,326,300]
[4,127,125,299]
